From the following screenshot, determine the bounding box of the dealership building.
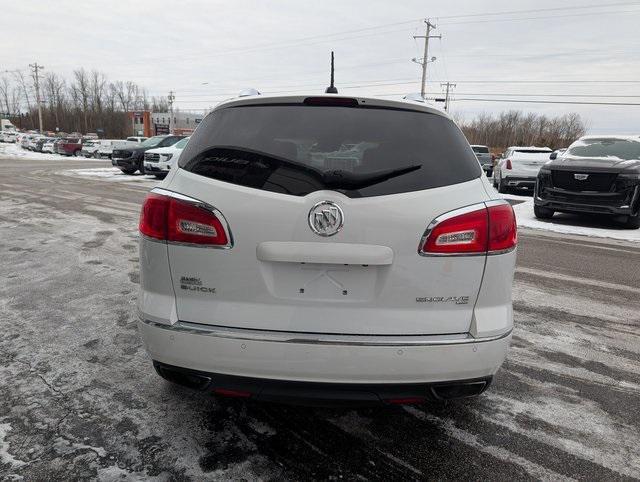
[127,110,206,137]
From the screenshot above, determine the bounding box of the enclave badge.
[308,201,344,237]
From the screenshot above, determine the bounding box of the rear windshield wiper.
[198,146,421,190]
[322,165,421,190]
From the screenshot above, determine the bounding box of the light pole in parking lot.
[413,19,441,99]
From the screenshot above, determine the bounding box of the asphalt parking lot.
[1,152,640,480]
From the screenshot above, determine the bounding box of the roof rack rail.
[238,88,261,97]
[403,93,425,103]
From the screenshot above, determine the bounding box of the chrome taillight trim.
[147,187,234,249]
[418,199,516,257]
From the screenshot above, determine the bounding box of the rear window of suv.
[472,146,489,154]
[179,103,481,198]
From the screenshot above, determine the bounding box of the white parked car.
[143,136,189,178]
[97,138,145,159]
[1,130,19,143]
[42,139,56,153]
[493,146,553,193]
[26,135,44,151]
[137,93,517,405]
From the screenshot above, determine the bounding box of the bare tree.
[459,110,586,151]
[72,68,91,132]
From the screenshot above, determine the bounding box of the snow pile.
[0,422,27,468]
[0,142,102,161]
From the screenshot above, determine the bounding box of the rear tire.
[534,205,554,220]
[624,214,640,229]
[120,168,136,175]
[497,174,508,194]
[154,174,166,179]
[74,150,82,157]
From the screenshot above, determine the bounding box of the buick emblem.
[308,201,344,237]
[574,173,589,181]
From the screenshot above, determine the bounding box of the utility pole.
[29,62,44,132]
[441,82,456,111]
[413,20,441,99]
[167,90,175,134]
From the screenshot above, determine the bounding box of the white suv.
[493,146,553,192]
[137,94,517,405]
[143,136,189,178]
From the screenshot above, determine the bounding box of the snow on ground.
[487,186,640,243]
[62,167,161,184]
[0,142,103,161]
[512,198,640,242]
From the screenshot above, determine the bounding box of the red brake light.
[139,192,230,246]
[303,96,358,107]
[419,202,517,256]
[420,208,489,254]
[505,159,512,170]
[487,203,518,252]
[139,193,169,240]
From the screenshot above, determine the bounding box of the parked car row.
[112,134,188,178]
[479,137,640,229]
[5,129,191,179]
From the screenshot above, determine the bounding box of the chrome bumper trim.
[139,317,512,347]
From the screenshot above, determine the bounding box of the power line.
[430,97,640,106]
[434,1,640,20]
[97,2,640,65]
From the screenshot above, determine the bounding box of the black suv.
[112,135,185,175]
[534,136,640,229]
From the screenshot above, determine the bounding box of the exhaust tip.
[154,363,212,391]
[430,380,489,400]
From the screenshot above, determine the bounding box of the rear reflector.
[385,397,426,405]
[213,388,252,398]
[419,202,517,256]
[139,192,230,246]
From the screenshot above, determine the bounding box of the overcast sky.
[3,0,640,133]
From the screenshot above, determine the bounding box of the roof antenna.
[325,51,338,94]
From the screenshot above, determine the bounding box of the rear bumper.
[152,360,493,405]
[144,161,170,173]
[504,175,536,188]
[138,318,511,388]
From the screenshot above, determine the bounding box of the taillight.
[487,203,518,252]
[139,193,169,240]
[420,208,488,255]
[139,191,231,247]
[505,159,512,170]
[419,202,517,256]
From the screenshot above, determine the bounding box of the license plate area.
[259,261,387,302]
